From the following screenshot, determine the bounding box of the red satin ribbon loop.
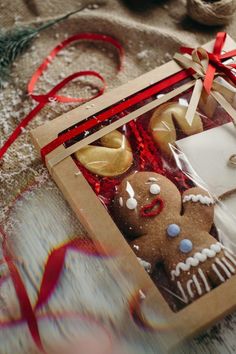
[27,33,124,97]
[30,70,106,104]
[5,257,45,352]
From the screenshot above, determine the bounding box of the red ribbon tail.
[213,32,227,57]
[203,63,216,95]
[35,246,67,310]
[36,237,109,310]
[5,258,44,352]
[204,32,227,95]
[0,103,43,160]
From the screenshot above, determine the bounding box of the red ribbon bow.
[180,32,236,95]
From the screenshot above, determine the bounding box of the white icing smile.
[171,242,222,280]
[183,194,214,206]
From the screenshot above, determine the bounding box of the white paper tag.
[176,122,236,197]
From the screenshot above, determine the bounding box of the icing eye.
[179,239,193,253]
[149,183,161,195]
[126,197,138,210]
[167,224,180,237]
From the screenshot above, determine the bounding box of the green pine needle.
[0,2,105,87]
[0,27,38,84]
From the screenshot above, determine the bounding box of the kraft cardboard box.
[31,34,236,351]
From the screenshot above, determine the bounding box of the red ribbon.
[181,32,236,95]
[6,256,44,351]
[0,33,124,160]
[0,225,110,353]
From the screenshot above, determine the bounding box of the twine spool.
[187,0,236,26]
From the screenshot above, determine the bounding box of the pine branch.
[0,1,106,87]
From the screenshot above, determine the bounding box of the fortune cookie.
[149,102,203,157]
[75,130,133,177]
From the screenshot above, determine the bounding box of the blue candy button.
[167,224,180,238]
[179,239,193,253]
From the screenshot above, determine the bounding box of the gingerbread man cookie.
[113,171,236,303]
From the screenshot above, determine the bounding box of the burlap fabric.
[0,0,236,353]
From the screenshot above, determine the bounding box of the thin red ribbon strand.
[5,256,45,352]
[0,33,124,160]
[181,32,236,95]
[0,225,110,353]
[1,227,44,351]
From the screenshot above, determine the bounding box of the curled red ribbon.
[0,33,124,160]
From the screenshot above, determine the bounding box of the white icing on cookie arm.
[171,242,223,279]
[183,194,214,206]
[182,187,214,204]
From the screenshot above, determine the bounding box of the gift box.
[31,32,236,351]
